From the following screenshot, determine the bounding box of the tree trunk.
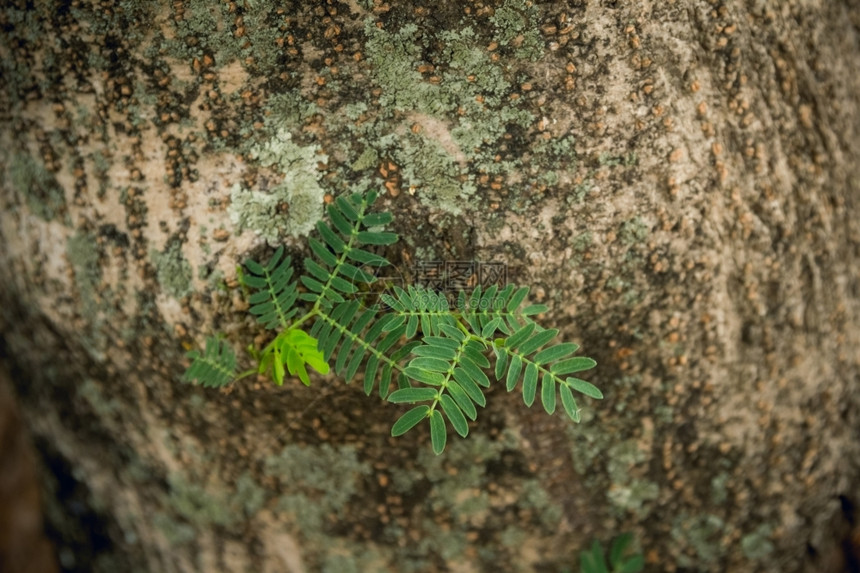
[2,1,859,571]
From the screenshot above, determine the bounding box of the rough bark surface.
[1,0,859,572]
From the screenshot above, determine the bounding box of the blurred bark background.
[1,0,859,571]
[0,363,58,573]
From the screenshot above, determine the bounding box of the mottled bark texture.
[0,364,59,573]
[1,0,859,571]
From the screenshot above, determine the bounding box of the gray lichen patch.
[249,428,569,572]
[265,91,320,130]
[66,231,107,337]
[363,22,440,114]
[229,128,326,242]
[490,0,543,61]
[163,470,265,531]
[63,230,118,360]
[392,131,476,216]
[152,240,193,299]
[740,523,775,561]
[8,152,68,222]
[67,231,101,292]
[77,379,119,420]
[671,513,727,567]
[260,442,374,555]
[357,16,544,216]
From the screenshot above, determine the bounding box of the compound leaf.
[447,381,478,420]
[242,247,298,330]
[404,366,445,386]
[183,337,237,388]
[409,356,451,372]
[559,384,580,422]
[618,555,644,573]
[452,368,487,407]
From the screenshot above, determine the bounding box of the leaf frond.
[457,284,545,336]
[386,325,493,453]
[492,325,599,421]
[183,336,237,388]
[380,285,457,338]
[580,533,644,573]
[242,246,299,330]
[314,300,418,398]
[301,191,396,311]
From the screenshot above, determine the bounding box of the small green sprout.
[579,533,644,573]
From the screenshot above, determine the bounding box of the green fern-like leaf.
[457,284,548,336]
[300,191,396,310]
[493,319,599,422]
[579,533,644,573]
[183,336,237,388]
[388,284,598,452]
[297,195,437,398]
[380,284,458,338]
[242,245,299,330]
[310,299,418,397]
[388,319,492,453]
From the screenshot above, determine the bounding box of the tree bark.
[1,1,859,571]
